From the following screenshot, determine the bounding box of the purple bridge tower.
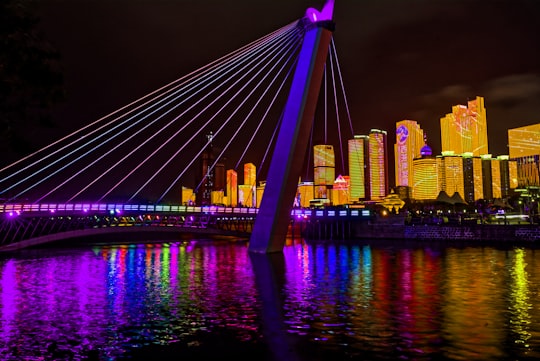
[249,1,335,253]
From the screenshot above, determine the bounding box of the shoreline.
[302,217,540,245]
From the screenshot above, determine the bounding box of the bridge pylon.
[248,2,335,253]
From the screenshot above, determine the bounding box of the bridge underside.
[0,226,250,253]
[0,212,254,252]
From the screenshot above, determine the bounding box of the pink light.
[305,0,334,23]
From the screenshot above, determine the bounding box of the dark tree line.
[0,0,64,161]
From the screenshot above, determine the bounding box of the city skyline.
[5,0,537,166]
[204,94,533,208]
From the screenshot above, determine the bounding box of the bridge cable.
[0,22,294,186]
[165,35,301,202]
[131,25,302,202]
[11,22,297,202]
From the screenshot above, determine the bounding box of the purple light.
[305,0,334,23]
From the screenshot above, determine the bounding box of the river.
[0,237,539,360]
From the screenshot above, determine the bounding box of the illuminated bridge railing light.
[1,203,373,220]
[1,203,262,215]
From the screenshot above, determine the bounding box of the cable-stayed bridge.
[1,1,358,252]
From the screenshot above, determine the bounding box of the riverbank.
[302,214,540,245]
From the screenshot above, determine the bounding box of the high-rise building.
[508,159,519,190]
[214,161,226,193]
[462,153,483,204]
[412,142,438,200]
[256,181,265,208]
[313,144,335,199]
[497,155,516,199]
[368,129,388,200]
[238,184,254,207]
[479,155,518,199]
[348,135,369,201]
[211,190,224,205]
[481,155,494,200]
[297,181,315,208]
[181,186,195,205]
[508,123,540,187]
[438,152,465,200]
[513,156,540,187]
[244,162,256,188]
[508,123,540,158]
[394,120,424,187]
[242,163,256,207]
[491,158,502,199]
[440,96,488,156]
[331,174,349,205]
[226,169,238,206]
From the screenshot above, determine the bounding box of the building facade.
[313,144,335,199]
[368,129,388,200]
[394,120,424,188]
[226,169,238,206]
[348,135,369,202]
[440,96,488,156]
[508,123,540,187]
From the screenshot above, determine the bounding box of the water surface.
[1,238,539,360]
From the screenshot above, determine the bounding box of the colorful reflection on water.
[0,239,539,360]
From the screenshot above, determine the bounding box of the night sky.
[32,0,540,175]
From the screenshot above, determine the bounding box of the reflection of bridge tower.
[249,1,335,253]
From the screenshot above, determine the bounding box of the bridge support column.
[249,8,335,253]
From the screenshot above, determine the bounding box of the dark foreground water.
[1,237,539,361]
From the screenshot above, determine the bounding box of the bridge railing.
[0,203,260,216]
[1,203,377,219]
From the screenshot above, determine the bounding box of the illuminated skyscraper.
[181,186,195,205]
[394,120,424,187]
[481,155,494,200]
[348,135,369,201]
[480,155,518,199]
[238,184,254,207]
[508,160,519,190]
[242,163,256,207]
[331,175,349,205]
[497,155,516,198]
[508,123,540,158]
[508,123,540,187]
[491,158,502,199]
[313,144,335,199]
[412,142,438,200]
[438,153,465,200]
[368,129,388,200]
[244,163,256,186]
[226,169,238,206]
[462,153,483,203]
[256,181,265,208]
[296,181,315,208]
[440,96,488,156]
